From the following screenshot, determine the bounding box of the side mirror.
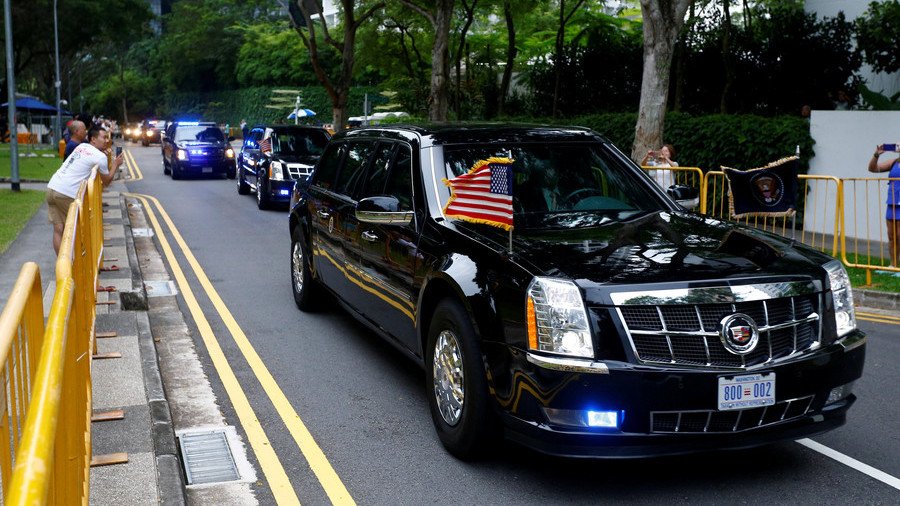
[667,185,700,210]
[356,196,414,225]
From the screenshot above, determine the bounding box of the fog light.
[279,189,290,196]
[827,382,855,405]
[587,411,619,428]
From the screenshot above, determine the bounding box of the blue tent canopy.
[287,108,316,119]
[1,97,70,115]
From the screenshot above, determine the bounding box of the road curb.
[122,194,187,505]
[855,288,900,311]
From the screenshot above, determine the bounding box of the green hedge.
[161,86,389,126]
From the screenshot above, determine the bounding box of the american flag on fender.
[443,157,515,231]
[258,137,272,153]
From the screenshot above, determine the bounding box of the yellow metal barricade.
[640,166,704,194]
[701,171,842,257]
[2,166,103,505]
[840,177,900,274]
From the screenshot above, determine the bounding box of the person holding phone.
[641,144,679,189]
[46,127,124,254]
[869,143,900,268]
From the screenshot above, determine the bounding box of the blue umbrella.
[0,97,70,114]
[287,108,316,119]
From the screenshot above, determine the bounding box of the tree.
[288,0,385,131]
[632,0,692,163]
[551,0,587,116]
[399,0,456,121]
[498,0,518,116]
[856,0,900,74]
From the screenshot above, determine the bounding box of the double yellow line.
[122,148,143,181]
[856,310,900,326]
[124,161,354,504]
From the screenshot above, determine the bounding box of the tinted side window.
[312,143,345,191]
[334,141,374,197]
[358,143,396,199]
[384,145,413,211]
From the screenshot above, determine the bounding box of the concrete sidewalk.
[0,180,186,504]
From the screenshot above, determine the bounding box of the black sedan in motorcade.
[140,119,166,146]
[237,125,330,209]
[162,121,236,180]
[287,124,866,459]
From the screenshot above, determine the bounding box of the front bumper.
[264,179,299,203]
[485,330,866,458]
[176,159,236,175]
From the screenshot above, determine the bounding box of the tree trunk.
[632,0,692,163]
[429,0,454,122]
[551,0,566,117]
[720,0,734,114]
[672,1,694,113]
[498,0,517,116]
[120,60,128,123]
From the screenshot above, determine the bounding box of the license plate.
[717,373,775,411]
[201,166,213,173]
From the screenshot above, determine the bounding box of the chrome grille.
[614,287,822,368]
[651,396,815,433]
[286,164,313,180]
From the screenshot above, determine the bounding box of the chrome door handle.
[361,231,378,242]
[317,210,330,219]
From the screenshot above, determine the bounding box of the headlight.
[176,149,187,161]
[225,148,235,158]
[526,277,593,358]
[270,161,284,180]
[247,158,256,166]
[146,130,153,137]
[825,260,856,337]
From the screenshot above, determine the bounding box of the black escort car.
[162,121,236,180]
[287,125,865,459]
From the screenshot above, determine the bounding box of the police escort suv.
[162,121,236,180]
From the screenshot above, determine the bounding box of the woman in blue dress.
[869,144,900,267]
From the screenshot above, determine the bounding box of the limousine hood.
[451,211,830,287]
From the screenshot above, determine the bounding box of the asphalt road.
[123,143,900,505]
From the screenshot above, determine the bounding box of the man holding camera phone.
[46,127,124,254]
[869,143,900,268]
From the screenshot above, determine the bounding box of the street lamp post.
[294,95,301,125]
[53,0,62,145]
[4,0,19,191]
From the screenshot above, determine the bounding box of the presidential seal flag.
[723,156,799,218]
[443,157,515,231]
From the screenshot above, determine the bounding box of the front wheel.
[237,167,250,194]
[426,298,498,459]
[290,230,322,311]
[171,163,182,180]
[256,177,270,210]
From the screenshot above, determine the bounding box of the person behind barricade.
[46,127,124,254]
[640,144,679,189]
[63,120,87,158]
[869,143,900,269]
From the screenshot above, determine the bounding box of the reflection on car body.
[287,125,865,459]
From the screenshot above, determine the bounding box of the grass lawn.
[0,145,62,181]
[844,253,900,292]
[0,189,46,254]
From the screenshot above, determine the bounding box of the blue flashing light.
[279,190,291,196]
[587,410,619,428]
[178,121,200,126]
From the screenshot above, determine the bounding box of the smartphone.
[883,144,897,152]
[115,146,123,156]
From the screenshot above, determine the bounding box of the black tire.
[171,163,182,180]
[425,298,498,459]
[226,166,236,179]
[256,176,270,210]
[237,167,250,195]
[290,228,322,311]
[142,140,149,147]
[163,159,171,176]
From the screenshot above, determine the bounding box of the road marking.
[130,192,355,505]
[127,193,300,505]
[797,438,900,491]
[856,311,900,325]
[123,149,143,181]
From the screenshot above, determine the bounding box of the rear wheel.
[426,298,498,459]
[291,228,322,311]
[237,167,250,195]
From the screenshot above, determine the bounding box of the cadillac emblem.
[718,313,760,355]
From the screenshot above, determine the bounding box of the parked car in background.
[162,121,236,180]
[237,125,330,209]
[287,124,865,459]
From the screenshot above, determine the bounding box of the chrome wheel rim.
[257,181,263,204]
[292,242,304,295]
[433,330,464,426]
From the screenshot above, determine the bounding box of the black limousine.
[287,125,865,459]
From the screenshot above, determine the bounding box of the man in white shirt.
[46,127,124,254]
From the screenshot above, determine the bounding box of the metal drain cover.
[144,280,178,297]
[178,429,240,485]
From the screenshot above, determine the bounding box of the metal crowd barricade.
[840,177,900,278]
[640,166,704,194]
[701,171,843,257]
[1,167,103,505]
